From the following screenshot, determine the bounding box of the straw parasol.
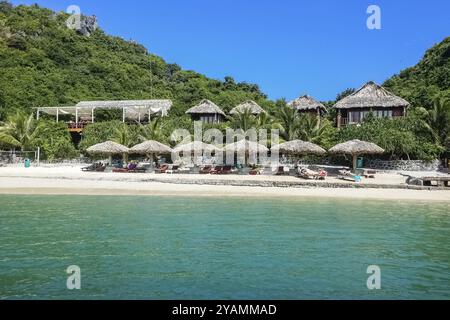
[271,140,326,156]
[86,141,129,165]
[329,139,384,171]
[230,100,266,115]
[130,140,172,155]
[172,141,221,154]
[223,140,269,153]
[130,140,172,164]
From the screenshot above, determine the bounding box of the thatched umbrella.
[271,140,326,156]
[130,140,172,164]
[224,140,269,154]
[86,141,129,165]
[172,141,221,154]
[329,139,384,171]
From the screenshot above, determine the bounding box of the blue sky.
[11,0,450,101]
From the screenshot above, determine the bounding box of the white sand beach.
[0,166,449,201]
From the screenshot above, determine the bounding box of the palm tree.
[276,105,300,141]
[112,124,137,163]
[427,97,450,146]
[228,109,256,132]
[0,111,40,150]
[297,114,330,144]
[138,117,165,143]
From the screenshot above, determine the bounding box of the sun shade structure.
[329,139,384,171]
[223,140,269,154]
[37,100,173,123]
[230,100,265,115]
[172,141,222,154]
[287,95,326,113]
[186,99,226,124]
[86,141,130,165]
[130,141,172,155]
[271,140,326,156]
[333,82,410,128]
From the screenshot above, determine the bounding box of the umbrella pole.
[352,154,358,172]
[108,155,112,166]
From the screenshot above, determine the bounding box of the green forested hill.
[384,37,450,108]
[0,2,271,120]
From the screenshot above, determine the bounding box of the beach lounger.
[338,170,361,182]
[362,169,377,178]
[166,165,180,174]
[249,167,263,175]
[155,164,169,174]
[82,162,104,172]
[218,166,236,175]
[210,166,224,174]
[199,166,213,174]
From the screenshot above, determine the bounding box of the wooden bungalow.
[230,100,265,116]
[186,99,226,124]
[287,95,326,118]
[333,81,410,128]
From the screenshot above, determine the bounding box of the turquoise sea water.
[0,195,449,300]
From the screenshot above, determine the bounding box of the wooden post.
[36,109,40,120]
[353,154,358,172]
[122,108,126,123]
[337,110,342,129]
[56,108,59,123]
[91,108,95,123]
[75,108,79,125]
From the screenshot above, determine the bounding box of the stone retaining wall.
[366,159,440,171]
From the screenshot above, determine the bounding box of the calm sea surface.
[0,195,449,300]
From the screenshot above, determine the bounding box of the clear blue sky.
[11,0,450,101]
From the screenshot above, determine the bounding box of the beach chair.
[210,166,224,174]
[299,168,318,180]
[362,169,377,178]
[199,166,213,174]
[219,166,235,175]
[338,169,361,182]
[82,162,103,172]
[249,167,263,175]
[166,165,180,174]
[155,164,169,174]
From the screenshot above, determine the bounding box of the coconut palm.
[427,97,450,146]
[138,117,165,143]
[276,105,300,141]
[0,111,40,150]
[296,114,330,144]
[228,108,256,132]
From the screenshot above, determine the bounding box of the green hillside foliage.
[0,2,449,161]
[0,2,271,120]
[384,37,450,108]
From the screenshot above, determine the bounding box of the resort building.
[287,95,326,117]
[186,99,226,124]
[37,100,173,133]
[229,100,266,116]
[334,81,410,128]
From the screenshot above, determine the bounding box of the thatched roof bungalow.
[287,95,326,117]
[186,99,226,124]
[230,101,265,115]
[333,81,409,128]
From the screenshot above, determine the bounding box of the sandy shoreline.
[0,166,449,201]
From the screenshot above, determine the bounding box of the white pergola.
[36,100,173,123]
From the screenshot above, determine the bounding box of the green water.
[0,195,449,300]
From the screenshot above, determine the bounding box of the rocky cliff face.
[77,15,98,37]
